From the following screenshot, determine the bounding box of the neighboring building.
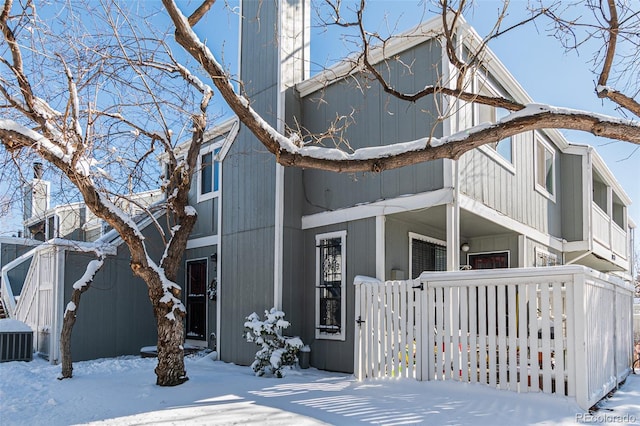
[1,1,635,372]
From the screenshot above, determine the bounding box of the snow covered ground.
[1,352,639,425]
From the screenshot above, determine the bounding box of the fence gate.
[353,277,424,380]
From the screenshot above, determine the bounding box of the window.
[315,231,346,340]
[534,247,558,267]
[535,138,555,199]
[476,88,514,170]
[197,144,221,202]
[468,251,510,269]
[409,233,446,279]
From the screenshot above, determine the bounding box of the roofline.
[296,13,570,152]
[163,117,239,161]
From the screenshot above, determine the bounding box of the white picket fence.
[354,266,635,411]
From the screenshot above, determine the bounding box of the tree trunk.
[59,288,86,379]
[154,309,188,386]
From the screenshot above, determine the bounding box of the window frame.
[534,247,559,267]
[315,230,347,341]
[408,232,447,279]
[534,136,556,202]
[474,77,516,173]
[196,142,222,203]
[467,250,511,269]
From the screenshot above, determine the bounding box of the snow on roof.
[0,319,33,333]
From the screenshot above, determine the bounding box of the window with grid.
[316,231,346,340]
[411,237,446,279]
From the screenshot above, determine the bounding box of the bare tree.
[163,0,640,173]
[0,0,214,385]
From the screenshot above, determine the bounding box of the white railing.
[354,266,635,411]
[611,224,627,258]
[592,203,610,247]
[591,203,628,260]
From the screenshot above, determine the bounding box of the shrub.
[243,308,304,377]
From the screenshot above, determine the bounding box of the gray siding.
[385,215,447,280]
[219,1,280,365]
[300,39,445,214]
[302,218,376,373]
[65,216,169,361]
[560,153,584,242]
[463,234,520,268]
[459,132,563,238]
[65,249,157,362]
[1,242,35,295]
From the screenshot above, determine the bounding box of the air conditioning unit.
[0,319,34,362]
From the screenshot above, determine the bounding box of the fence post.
[572,271,589,410]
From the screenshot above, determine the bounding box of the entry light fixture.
[460,242,470,252]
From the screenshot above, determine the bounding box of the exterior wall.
[64,248,157,362]
[300,38,445,215]
[58,207,84,241]
[560,153,585,242]
[1,241,37,296]
[219,1,280,365]
[463,234,520,268]
[459,132,562,238]
[385,215,447,280]
[302,218,376,373]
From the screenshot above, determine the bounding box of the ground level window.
[186,259,207,340]
[409,233,446,279]
[315,231,346,340]
[534,247,558,267]
[468,251,509,269]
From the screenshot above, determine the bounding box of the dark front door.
[186,259,207,340]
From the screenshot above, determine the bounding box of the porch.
[353,265,635,411]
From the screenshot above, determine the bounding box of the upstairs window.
[535,138,555,199]
[315,231,346,340]
[197,145,221,202]
[477,89,514,170]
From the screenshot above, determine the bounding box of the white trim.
[216,119,240,162]
[274,164,284,310]
[375,216,385,281]
[186,235,219,250]
[459,193,564,252]
[533,136,557,202]
[315,230,347,341]
[196,141,223,204]
[534,246,558,267]
[409,232,446,279]
[478,144,516,175]
[518,235,527,267]
[301,188,453,229]
[446,203,459,271]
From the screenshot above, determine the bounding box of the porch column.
[446,203,460,271]
[375,215,385,281]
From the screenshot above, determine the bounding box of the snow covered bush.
[243,308,304,378]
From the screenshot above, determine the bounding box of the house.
[178,0,634,374]
[1,1,635,385]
